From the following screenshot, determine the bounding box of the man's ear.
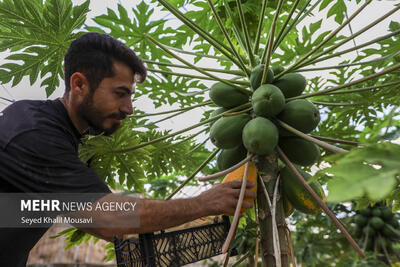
[70,72,90,96]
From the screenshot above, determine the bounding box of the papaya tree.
[0,0,400,265]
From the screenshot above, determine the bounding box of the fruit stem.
[277,146,366,258]
[222,161,250,253]
[231,251,251,267]
[252,0,269,56]
[116,103,251,153]
[207,0,250,74]
[286,63,400,100]
[285,227,297,267]
[309,135,363,146]
[198,155,252,182]
[276,0,373,79]
[305,29,400,66]
[147,67,250,86]
[156,0,244,69]
[311,101,367,107]
[145,35,252,95]
[131,100,212,118]
[166,149,220,200]
[235,0,256,67]
[276,119,348,153]
[297,5,400,69]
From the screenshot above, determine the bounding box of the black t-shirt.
[0,99,111,266]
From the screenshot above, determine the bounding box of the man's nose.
[121,99,134,116]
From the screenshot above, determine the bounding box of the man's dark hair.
[64,32,147,93]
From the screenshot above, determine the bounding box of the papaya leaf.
[0,0,89,96]
[321,143,400,202]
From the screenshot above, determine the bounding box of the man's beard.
[77,93,125,136]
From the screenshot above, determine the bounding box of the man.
[0,33,255,266]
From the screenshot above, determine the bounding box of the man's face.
[77,61,135,136]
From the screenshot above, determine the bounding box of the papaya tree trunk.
[255,153,289,267]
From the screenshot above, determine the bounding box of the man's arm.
[73,180,256,240]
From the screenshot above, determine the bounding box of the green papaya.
[271,65,284,76]
[381,207,394,221]
[370,216,385,230]
[279,137,320,166]
[389,217,399,228]
[354,214,368,227]
[209,82,249,108]
[242,117,279,155]
[363,225,375,236]
[251,84,285,117]
[359,208,372,217]
[278,99,320,134]
[283,196,294,217]
[210,114,251,149]
[209,107,228,127]
[250,64,274,91]
[371,207,382,217]
[273,73,306,98]
[217,145,247,171]
[281,166,326,215]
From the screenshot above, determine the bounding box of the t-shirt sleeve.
[2,128,111,194]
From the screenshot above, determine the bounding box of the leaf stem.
[159,127,208,150]
[276,119,348,153]
[222,160,250,253]
[277,146,365,258]
[143,59,246,76]
[157,0,244,70]
[300,6,400,68]
[207,0,249,74]
[163,45,230,61]
[131,101,212,118]
[147,68,250,85]
[276,0,373,79]
[139,110,187,128]
[185,137,210,156]
[261,0,285,84]
[116,103,251,153]
[235,0,255,67]
[287,63,400,100]
[166,149,220,200]
[252,0,268,56]
[309,135,363,146]
[198,155,252,182]
[307,29,400,65]
[222,106,253,117]
[145,35,252,95]
[326,81,400,95]
[311,101,367,107]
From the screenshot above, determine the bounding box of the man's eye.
[116,92,125,97]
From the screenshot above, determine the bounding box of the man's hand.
[198,180,257,216]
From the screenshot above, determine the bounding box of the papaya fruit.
[283,196,294,217]
[242,117,279,155]
[251,84,285,117]
[359,208,372,217]
[279,137,320,166]
[281,166,326,215]
[273,73,306,98]
[370,216,385,230]
[371,207,382,217]
[222,162,258,215]
[381,207,393,221]
[363,225,376,236]
[210,114,251,149]
[354,214,368,227]
[250,64,274,91]
[209,107,228,127]
[271,65,284,76]
[209,82,249,108]
[217,144,247,171]
[277,99,320,134]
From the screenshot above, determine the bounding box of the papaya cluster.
[210,64,325,216]
[353,205,400,254]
